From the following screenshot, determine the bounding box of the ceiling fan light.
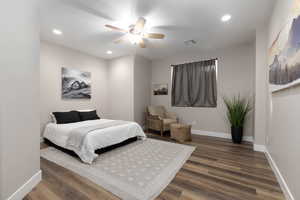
[128,34,142,44]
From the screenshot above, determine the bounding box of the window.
[171,59,217,107]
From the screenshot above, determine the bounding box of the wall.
[254,26,269,146]
[107,55,151,126]
[133,55,152,126]
[0,0,40,199]
[151,44,255,138]
[40,44,151,131]
[267,0,300,199]
[108,56,135,121]
[40,42,109,132]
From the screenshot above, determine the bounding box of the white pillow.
[77,109,95,112]
[50,113,57,124]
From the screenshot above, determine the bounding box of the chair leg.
[160,129,164,136]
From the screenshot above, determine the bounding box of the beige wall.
[0,0,40,199]
[267,0,300,199]
[107,55,151,126]
[40,44,151,131]
[108,56,135,121]
[254,26,269,146]
[40,42,109,133]
[151,44,255,137]
[133,55,152,126]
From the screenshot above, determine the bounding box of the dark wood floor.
[25,133,285,200]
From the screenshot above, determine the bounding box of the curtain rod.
[170,58,218,67]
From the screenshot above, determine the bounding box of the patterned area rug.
[41,138,195,200]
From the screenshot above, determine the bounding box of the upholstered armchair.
[146,105,178,136]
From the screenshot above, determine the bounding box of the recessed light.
[52,29,63,35]
[106,50,112,54]
[221,14,232,22]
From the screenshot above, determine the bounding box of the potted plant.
[223,95,251,144]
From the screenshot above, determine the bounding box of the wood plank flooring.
[25,133,285,200]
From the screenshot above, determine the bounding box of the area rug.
[41,138,195,200]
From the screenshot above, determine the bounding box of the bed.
[43,119,146,164]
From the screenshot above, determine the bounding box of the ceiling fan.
[105,17,165,48]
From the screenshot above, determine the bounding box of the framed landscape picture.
[62,67,91,99]
[153,84,168,95]
[269,0,300,92]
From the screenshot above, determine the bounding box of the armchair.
[146,105,178,136]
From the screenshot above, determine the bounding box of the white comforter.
[43,119,146,164]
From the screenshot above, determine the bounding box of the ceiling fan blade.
[134,17,146,32]
[114,35,128,43]
[105,25,127,33]
[139,39,146,48]
[144,33,165,39]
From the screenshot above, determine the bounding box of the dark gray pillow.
[79,110,100,121]
[52,111,81,124]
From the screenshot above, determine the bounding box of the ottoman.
[170,123,192,142]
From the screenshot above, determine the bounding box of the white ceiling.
[40,0,275,60]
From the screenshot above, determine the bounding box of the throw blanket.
[66,120,134,164]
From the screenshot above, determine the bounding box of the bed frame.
[44,137,138,159]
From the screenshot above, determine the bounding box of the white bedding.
[43,119,146,164]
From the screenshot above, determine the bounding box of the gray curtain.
[171,59,217,107]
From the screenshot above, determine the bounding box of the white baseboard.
[265,149,295,200]
[191,129,254,142]
[253,144,267,152]
[7,170,42,200]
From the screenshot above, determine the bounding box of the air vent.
[184,40,197,46]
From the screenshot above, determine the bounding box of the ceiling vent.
[184,39,197,46]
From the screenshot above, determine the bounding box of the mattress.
[43,119,146,163]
